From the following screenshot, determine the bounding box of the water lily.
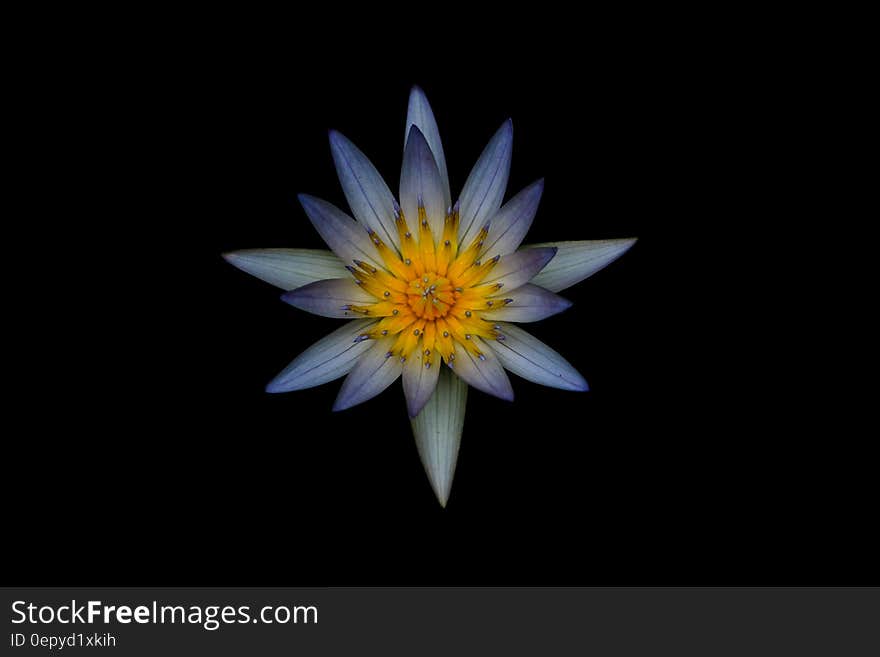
[224,87,635,506]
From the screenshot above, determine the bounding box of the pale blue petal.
[492,323,588,392]
[458,120,513,245]
[448,341,513,402]
[525,239,637,292]
[480,179,544,259]
[405,86,450,207]
[266,319,377,393]
[281,278,375,318]
[333,337,403,411]
[399,127,446,243]
[482,284,572,323]
[329,130,401,250]
[222,248,348,290]
[480,247,556,293]
[402,342,441,417]
[298,194,383,270]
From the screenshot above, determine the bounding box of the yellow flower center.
[407,272,453,320]
[345,203,511,368]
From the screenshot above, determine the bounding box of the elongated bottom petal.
[410,367,468,507]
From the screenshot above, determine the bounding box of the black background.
[7,15,872,586]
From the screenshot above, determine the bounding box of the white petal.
[298,194,383,270]
[525,239,637,292]
[266,319,377,393]
[404,86,450,208]
[222,248,348,290]
[449,341,513,402]
[399,127,446,243]
[492,323,588,392]
[333,337,403,411]
[281,278,374,318]
[458,120,513,245]
[482,284,572,323]
[481,247,557,293]
[411,367,467,507]
[480,179,544,259]
[402,341,441,417]
[329,130,401,250]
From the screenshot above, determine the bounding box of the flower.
[224,86,635,506]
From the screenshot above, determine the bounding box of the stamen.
[465,310,472,317]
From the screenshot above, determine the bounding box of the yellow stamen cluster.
[345,203,511,369]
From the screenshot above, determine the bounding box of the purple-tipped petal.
[399,126,446,242]
[491,323,588,392]
[449,341,514,402]
[298,194,384,270]
[329,130,401,251]
[266,319,377,393]
[525,239,637,292]
[458,119,513,245]
[402,343,441,417]
[222,248,348,290]
[333,337,403,411]
[281,278,375,319]
[480,179,544,259]
[405,86,450,207]
[480,247,557,293]
[482,284,572,323]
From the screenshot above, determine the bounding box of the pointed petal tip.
[406,387,433,417]
[327,128,348,148]
[406,123,427,143]
[265,379,286,394]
